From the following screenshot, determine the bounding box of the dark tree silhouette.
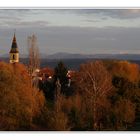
[54,61,68,94]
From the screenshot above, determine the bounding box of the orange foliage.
[111,61,140,82]
[0,62,45,130]
[74,61,113,130]
[114,98,135,128]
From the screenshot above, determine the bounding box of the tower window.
[13,55,15,60]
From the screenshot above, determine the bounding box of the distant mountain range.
[1,52,140,60]
[37,52,140,60]
[46,52,140,60]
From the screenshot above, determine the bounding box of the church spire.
[12,32,16,44]
[9,32,19,63]
[10,33,19,53]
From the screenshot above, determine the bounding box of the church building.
[9,33,19,63]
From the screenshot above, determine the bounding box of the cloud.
[0,20,49,29]
[14,20,49,27]
[102,9,140,19]
[0,9,140,29]
[0,9,140,54]
[1,25,140,54]
[55,9,140,19]
[18,26,140,54]
[1,9,140,24]
[83,19,101,23]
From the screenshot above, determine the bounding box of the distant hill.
[0,57,140,70]
[46,53,140,60]
[46,52,88,59]
[0,53,28,58]
[1,52,140,60]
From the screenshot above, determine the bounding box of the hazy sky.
[1,9,140,55]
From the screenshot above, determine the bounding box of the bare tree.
[75,61,113,130]
[27,34,40,75]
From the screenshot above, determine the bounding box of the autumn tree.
[113,98,136,130]
[49,94,69,130]
[22,59,139,130]
[75,61,113,130]
[37,93,70,130]
[0,62,45,130]
[106,60,140,106]
[104,60,139,129]
[106,60,140,83]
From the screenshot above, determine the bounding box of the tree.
[49,94,69,130]
[39,93,69,130]
[107,60,140,83]
[104,60,138,129]
[54,61,68,94]
[75,61,113,130]
[0,62,45,130]
[113,98,135,130]
[27,34,40,75]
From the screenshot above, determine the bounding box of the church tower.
[9,33,19,63]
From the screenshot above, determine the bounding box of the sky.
[1,9,140,55]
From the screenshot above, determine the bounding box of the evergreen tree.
[54,61,68,94]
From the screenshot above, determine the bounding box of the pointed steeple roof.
[9,33,19,53]
[12,33,16,43]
